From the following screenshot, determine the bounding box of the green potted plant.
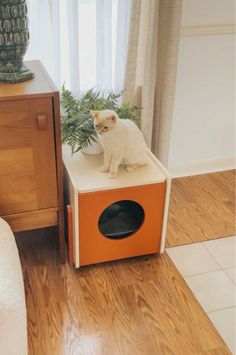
[60,86,140,154]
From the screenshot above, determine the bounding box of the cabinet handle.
[36,113,47,130]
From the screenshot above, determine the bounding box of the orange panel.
[78,182,166,266]
[67,205,74,268]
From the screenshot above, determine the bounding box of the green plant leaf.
[60,86,140,154]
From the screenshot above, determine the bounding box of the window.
[25,0,131,95]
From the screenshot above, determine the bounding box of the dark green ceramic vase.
[0,0,34,83]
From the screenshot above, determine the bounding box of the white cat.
[90,109,148,178]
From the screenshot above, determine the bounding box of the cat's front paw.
[99,165,109,172]
[108,171,117,178]
[126,164,139,172]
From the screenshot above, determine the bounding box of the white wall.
[168,0,235,176]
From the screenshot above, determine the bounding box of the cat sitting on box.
[90,110,148,178]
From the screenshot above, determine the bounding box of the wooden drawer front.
[2,208,58,232]
[0,98,58,215]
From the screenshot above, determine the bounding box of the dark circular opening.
[98,200,145,239]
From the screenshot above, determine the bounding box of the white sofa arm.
[0,218,27,355]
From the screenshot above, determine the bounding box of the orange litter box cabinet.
[63,145,171,268]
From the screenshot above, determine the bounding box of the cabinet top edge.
[0,60,59,101]
[62,145,167,193]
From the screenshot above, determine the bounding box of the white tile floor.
[167,236,236,354]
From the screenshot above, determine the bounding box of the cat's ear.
[108,114,117,123]
[90,110,100,118]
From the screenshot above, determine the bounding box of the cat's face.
[90,110,117,135]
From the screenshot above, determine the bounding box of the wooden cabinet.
[0,60,65,261]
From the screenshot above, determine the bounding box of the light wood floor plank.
[166,170,235,247]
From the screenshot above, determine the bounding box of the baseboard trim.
[169,157,235,178]
[181,23,236,36]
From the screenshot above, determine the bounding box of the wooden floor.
[166,170,235,247]
[16,229,230,355]
[15,170,235,355]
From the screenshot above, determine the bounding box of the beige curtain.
[123,0,182,166]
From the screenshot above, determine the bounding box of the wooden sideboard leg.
[58,208,66,263]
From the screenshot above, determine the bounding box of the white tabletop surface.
[63,145,166,193]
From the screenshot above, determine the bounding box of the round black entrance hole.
[98,200,145,239]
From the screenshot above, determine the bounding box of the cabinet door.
[0,97,58,215]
